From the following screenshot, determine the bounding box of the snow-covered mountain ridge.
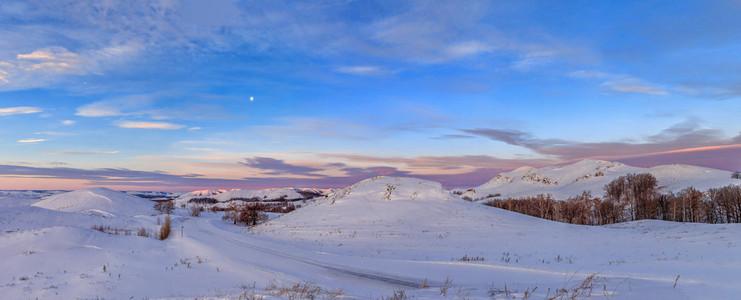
[175,187,323,204]
[461,159,740,201]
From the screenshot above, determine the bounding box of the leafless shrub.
[545,273,602,300]
[137,228,149,237]
[265,281,330,299]
[523,286,537,299]
[153,200,174,214]
[159,215,171,240]
[92,224,107,232]
[190,204,202,217]
[457,255,485,262]
[380,290,408,300]
[440,277,453,296]
[91,225,131,235]
[673,275,680,289]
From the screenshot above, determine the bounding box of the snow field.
[1,166,741,299]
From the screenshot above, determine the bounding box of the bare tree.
[154,200,174,214]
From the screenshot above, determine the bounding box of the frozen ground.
[1,176,740,299]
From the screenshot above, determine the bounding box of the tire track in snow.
[189,218,421,289]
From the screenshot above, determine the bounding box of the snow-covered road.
[175,216,423,291]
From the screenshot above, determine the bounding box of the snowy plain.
[1,161,740,299]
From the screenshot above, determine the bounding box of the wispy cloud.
[601,79,668,95]
[445,41,495,58]
[62,120,75,125]
[75,94,155,117]
[0,106,42,116]
[321,153,556,171]
[116,121,185,130]
[75,93,231,121]
[17,138,45,143]
[254,117,382,140]
[34,131,75,137]
[239,157,323,176]
[461,120,740,163]
[0,164,241,189]
[44,150,119,155]
[15,46,89,75]
[335,66,393,76]
[0,46,111,90]
[0,39,142,91]
[570,70,668,95]
[430,134,475,140]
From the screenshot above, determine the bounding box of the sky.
[1,0,741,191]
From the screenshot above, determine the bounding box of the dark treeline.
[484,173,741,225]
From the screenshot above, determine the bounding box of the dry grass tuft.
[159,215,171,240]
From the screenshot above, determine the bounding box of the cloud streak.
[17,138,45,143]
[44,150,119,155]
[0,106,42,116]
[116,121,185,130]
[601,79,667,95]
[335,66,393,76]
[239,157,323,176]
[461,120,741,168]
[570,70,668,95]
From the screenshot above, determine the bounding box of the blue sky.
[1,0,740,191]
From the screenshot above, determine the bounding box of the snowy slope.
[462,159,739,200]
[3,178,741,299]
[254,176,741,299]
[32,187,154,217]
[257,176,575,259]
[176,188,306,204]
[263,176,464,229]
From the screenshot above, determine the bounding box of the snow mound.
[465,159,739,200]
[32,187,154,217]
[264,176,466,227]
[325,176,457,204]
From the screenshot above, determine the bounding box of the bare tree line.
[484,173,741,225]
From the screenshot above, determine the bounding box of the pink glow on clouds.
[612,145,741,171]
[0,144,738,191]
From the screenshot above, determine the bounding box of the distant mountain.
[175,187,325,204]
[459,159,740,201]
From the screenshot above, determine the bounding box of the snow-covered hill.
[32,187,154,217]
[461,159,740,201]
[175,187,313,205]
[3,178,741,299]
[255,176,550,258]
[265,176,463,226]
